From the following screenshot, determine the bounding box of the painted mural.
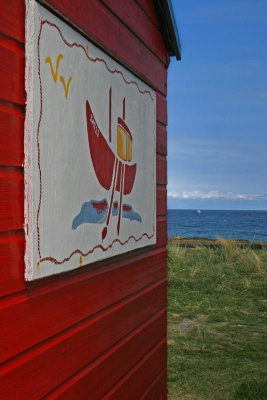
[24,1,156,280]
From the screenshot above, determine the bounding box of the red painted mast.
[109,87,112,142]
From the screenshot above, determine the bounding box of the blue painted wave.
[72,199,108,230]
[112,202,142,223]
[72,199,142,230]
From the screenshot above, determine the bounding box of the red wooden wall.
[0,0,168,398]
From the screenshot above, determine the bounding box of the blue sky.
[167,0,267,210]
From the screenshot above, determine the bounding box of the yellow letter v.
[45,54,63,83]
[60,76,72,100]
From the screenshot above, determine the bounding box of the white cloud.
[168,190,264,201]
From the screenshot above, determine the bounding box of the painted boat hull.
[86,100,136,195]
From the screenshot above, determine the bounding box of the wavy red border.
[37,19,156,265]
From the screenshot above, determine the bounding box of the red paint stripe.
[92,200,107,212]
[40,232,154,265]
[36,22,44,260]
[117,164,125,235]
[109,86,112,142]
[115,160,122,192]
[106,158,118,226]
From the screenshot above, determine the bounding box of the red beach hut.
[0,0,181,398]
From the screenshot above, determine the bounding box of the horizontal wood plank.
[0,102,24,166]
[0,35,24,105]
[41,0,167,94]
[0,211,166,308]
[156,154,167,185]
[46,310,166,399]
[102,340,167,400]
[0,231,24,297]
[0,167,23,232]
[100,0,167,63]
[156,217,167,248]
[0,248,166,363]
[0,0,24,43]
[135,0,160,29]
[0,281,166,399]
[156,122,167,155]
[156,186,167,216]
[140,369,167,400]
[156,92,167,125]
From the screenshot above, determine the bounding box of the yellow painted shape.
[79,256,82,267]
[117,125,132,162]
[127,137,132,162]
[117,125,127,161]
[60,76,72,99]
[37,261,40,271]
[45,54,63,83]
[86,45,89,53]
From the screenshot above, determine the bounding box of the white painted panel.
[25,1,156,280]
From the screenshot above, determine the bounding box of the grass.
[167,239,267,400]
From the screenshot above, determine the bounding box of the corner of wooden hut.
[0,0,181,398]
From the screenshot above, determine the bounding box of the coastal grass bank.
[167,239,267,399]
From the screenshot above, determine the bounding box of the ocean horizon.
[167,209,267,242]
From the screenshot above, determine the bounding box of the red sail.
[86,100,115,191]
[86,100,137,195]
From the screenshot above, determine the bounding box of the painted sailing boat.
[86,89,137,239]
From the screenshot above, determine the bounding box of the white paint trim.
[24,0,35,281]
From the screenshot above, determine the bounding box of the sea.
[167,210,267,242]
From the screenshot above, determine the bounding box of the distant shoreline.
[167,209,267,243]
[168,236,267,249]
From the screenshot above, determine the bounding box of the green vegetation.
[167,239,267,400]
